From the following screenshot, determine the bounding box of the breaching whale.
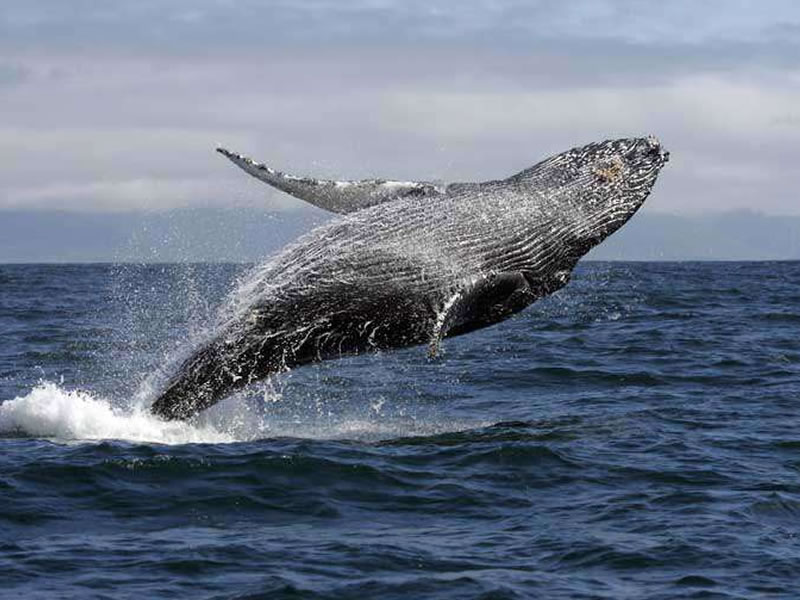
[151,137,669,421]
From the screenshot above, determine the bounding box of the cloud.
[5,177,277,212]
[0,1,799,216]
[2,0,799,50]
[382,75,800,141]
[2,49,800,214]
[0,63,28,87]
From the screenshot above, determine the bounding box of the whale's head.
[559,136,669,254]
[517,136,669,259]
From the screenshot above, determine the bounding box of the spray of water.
[0,382,234,444]
[0,378,483,445]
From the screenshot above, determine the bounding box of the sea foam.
[0,382,483,445]
[0,382,234,445]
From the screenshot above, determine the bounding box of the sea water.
[1,262,799,599]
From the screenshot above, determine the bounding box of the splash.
[0,382,234,445]
[0,381,483,445]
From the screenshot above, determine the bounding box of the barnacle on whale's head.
[552,136,670,255]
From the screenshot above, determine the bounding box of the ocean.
[1,261,799,599]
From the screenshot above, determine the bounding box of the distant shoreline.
[1,209,799,262]
[3,260,799,266]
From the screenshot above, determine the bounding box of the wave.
[0,382,485,445]
[0,382,234,445]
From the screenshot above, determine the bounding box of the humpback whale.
[151,137,669,421]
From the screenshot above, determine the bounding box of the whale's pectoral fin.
[428,272,538,358]
[428,289,463,359]
[217,147,446,214]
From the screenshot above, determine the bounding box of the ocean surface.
[1,261,799,599]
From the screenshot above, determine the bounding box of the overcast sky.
[2,1,800,215]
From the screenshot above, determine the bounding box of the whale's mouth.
[640,135,670,166]
[622,136,670,191]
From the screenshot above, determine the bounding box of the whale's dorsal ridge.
[217,147,447,215]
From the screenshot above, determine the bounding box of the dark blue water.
[1,262,799,599]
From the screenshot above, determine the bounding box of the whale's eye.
[592,156,624,183]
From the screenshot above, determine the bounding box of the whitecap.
[0,382,233,445]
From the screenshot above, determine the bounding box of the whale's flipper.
[427,268,575,357]
[428,272,537,357]
[217,147,446,214]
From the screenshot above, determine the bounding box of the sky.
[1,0,800,218]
